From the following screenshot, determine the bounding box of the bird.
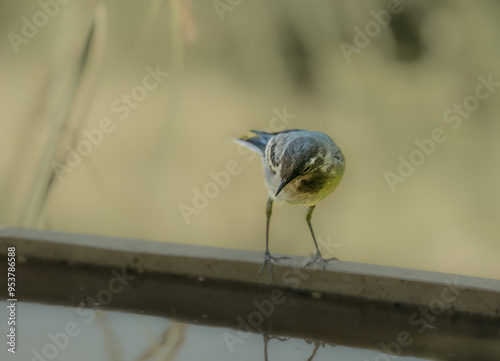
[236,129,345,282]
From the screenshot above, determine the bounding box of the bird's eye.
[302,166,312,174]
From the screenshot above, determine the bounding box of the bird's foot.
[304,251,339,269]
[259,251,291,283]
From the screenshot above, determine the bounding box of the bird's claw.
[304,252,339,269]
[259,252,290,283]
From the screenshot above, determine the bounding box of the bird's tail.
[235,130,273,153]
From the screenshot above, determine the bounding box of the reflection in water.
[135,322,186,361]
[303,339,328,361]
[262,333,336,361]
[263,334,289,361]
[96,311,124,361]
[3,302,430,361]
[263,334,334,361]
[95,310,187,361]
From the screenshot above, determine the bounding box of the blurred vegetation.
[1,0,499,279]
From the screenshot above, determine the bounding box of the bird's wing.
[236,129,300,153]
[265,130,301,175]
[236,129,302,169]
[236,130,273,153]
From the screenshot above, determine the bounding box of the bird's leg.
[305,205,338,269]
[259,197,290,283]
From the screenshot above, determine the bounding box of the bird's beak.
[275,176,292,197]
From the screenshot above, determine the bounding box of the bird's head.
[275,137,343,196]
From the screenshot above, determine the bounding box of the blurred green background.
[1,0,499,279]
